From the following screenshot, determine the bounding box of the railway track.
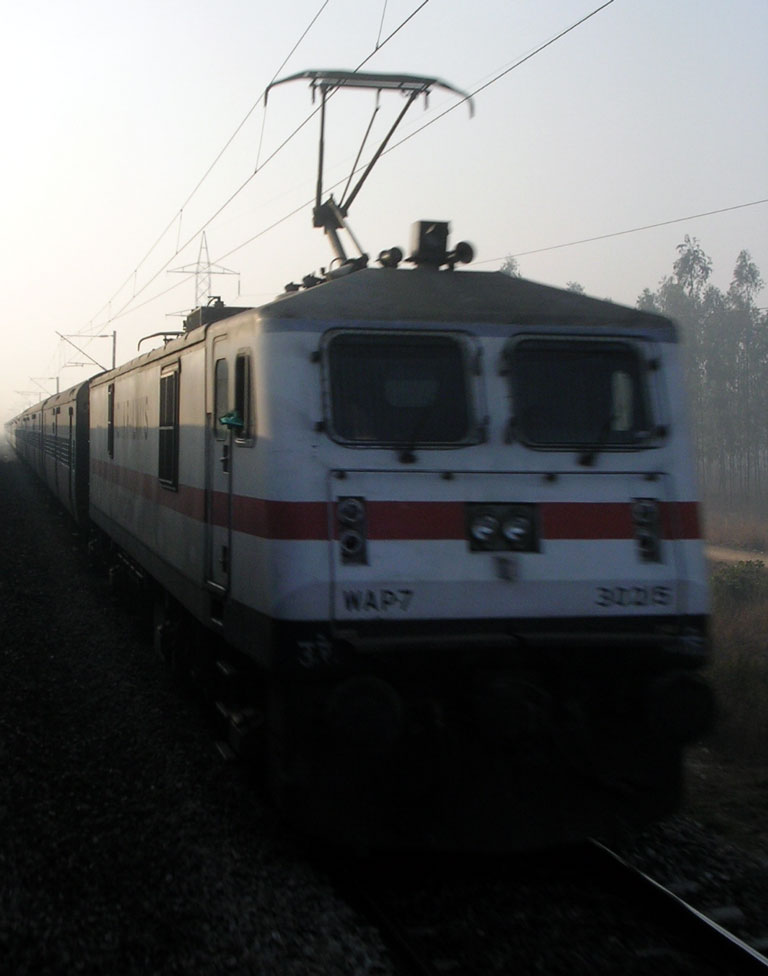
[589,841,768,975]
[317,842,768,976]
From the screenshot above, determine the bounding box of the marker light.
[337,496,368,564]
[632,498,661,562]
[632,499,658,525]
[338,497,366,526]
[340,529,365,559]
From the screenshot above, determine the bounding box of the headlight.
[501,515,531,548]
[470,514,500,543]
[466,504,538,552]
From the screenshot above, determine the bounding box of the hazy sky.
[2,0,766,420]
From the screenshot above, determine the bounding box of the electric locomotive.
[8,71,713,850]
[80,223,712,849]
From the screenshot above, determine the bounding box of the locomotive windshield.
[507,338,652,448]
[327,331,472,445]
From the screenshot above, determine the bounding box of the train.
[7,219,714,850]
[7,72,714,850]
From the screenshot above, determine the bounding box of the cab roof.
[259,267,674,335]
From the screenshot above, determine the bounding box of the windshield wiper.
[397,398,445,464]
[578,414,616,467]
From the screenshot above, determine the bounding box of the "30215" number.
[595,585,671,608]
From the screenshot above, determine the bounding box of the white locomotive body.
[87,269,708,649]
[10,260,713,849]
[41,265,706,848]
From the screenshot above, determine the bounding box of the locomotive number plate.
[595,585,672,608]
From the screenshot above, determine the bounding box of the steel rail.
[590,840,768,973]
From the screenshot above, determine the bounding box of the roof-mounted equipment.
[265,70,473,279]
[181,297,252,334]
[408,221,475,270]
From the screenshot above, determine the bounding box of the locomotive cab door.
[206,337,254,601]
[207,338,234,592]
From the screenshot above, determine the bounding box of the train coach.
[9,381,90,525]
[8,221,714,850]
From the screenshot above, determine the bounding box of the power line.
[97,0,617,327]
[217,0,618,273]
[477,198,768,264]
[105,196,315,325]
[85,1,333,334]
[206,2,617,271]
[357,0,431,70]
[471,0,615,102]
[207,1,332,195]
[93,2,435,332]
[377,0,616,153]
[375,1,389,49]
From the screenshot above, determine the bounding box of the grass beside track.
[705,558,768,763]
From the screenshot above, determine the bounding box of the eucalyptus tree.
[637,241,766,516]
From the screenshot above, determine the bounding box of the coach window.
[107,383,115,459]
[158,365,180,489]
[214,358,229,441]
[234,352,253,442]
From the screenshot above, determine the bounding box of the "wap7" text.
[342,589,414,612]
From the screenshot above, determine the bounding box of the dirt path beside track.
[707,545,766,564]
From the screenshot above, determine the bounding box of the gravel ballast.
[3,440,768,974]
[0,445,393,975]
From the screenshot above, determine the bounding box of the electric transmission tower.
[170,231,239,308]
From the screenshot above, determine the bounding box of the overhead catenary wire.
[103,195,316,325]
[378,0,616,154]
[89,1,435,334]
[357,0,430,71]
[85,191,768,338]
[477,198,768,265]
[84,0,334,336]
[375,1,389,49]
[101,0,616,323]
[210,0,618,277]
[81,0,764,335]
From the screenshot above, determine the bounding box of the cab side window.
[214,358,229,442]
[107,383,115,459]
[234,353,253,442]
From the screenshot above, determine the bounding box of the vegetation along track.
[314,842,768,975]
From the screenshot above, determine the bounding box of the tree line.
[637,237,766,516]
[503,238,768,516]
